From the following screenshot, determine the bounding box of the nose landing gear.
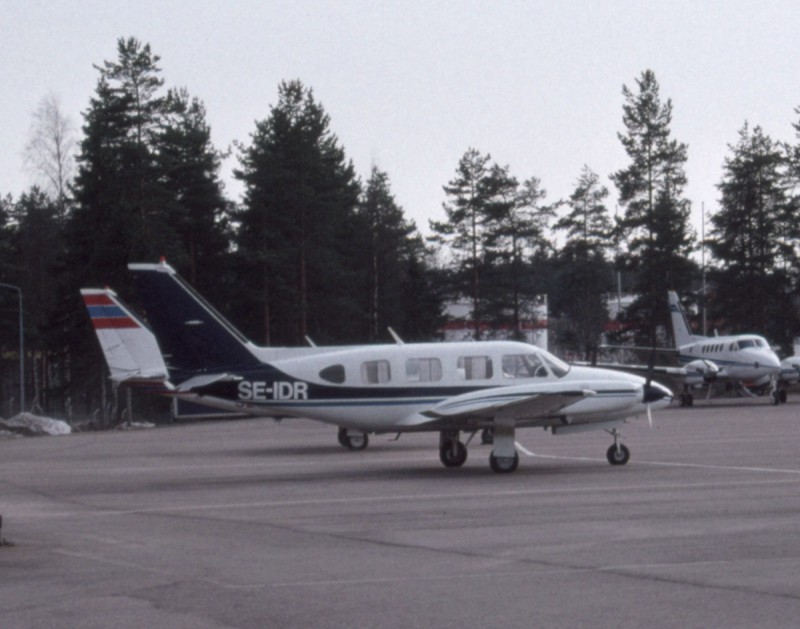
[606,429,630,465]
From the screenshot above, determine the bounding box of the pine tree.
[68,37,172,290]
[62,38,232,420]
[708,123,797,350]
[482,166,554,339]
[157,88,232,291]
[430,148,493,338]
[553,166,614,356]
[611,70,696,343]
[357,167,421,340]
[234,80,361,345]
[9,189,65,413]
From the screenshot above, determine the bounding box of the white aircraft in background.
[666,291,796,406]
[593,291,790,407]
[80,260,672,474]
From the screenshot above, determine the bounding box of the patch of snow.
[0,412,72,436]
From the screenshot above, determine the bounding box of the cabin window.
[319,364,346,384]
[502,354,547,378]
[457,356,493,380]
[361,360,391,384]
[406,357,442,382]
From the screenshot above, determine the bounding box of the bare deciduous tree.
[23,92,76,219]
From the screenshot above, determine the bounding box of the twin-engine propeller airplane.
[666,291,793,405]
[588,291,791,406]
[80,260,672,473]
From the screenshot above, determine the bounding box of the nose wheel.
[606,429,630,465]
[606,443,630,465]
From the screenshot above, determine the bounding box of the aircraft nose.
[755,352,781,372]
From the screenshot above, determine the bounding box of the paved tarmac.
[2,397,800,628]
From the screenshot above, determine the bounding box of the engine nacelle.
[780,357,800,384]
[684,359,720,383]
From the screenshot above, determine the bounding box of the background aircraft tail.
[668,290,702,347]
[128,261,261,374]
[81,288,170,386]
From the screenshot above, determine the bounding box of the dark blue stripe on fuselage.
[182,364,637,408]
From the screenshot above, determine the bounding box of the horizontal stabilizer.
[174,373,242,393]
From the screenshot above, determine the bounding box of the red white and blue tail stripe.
[83,291,142,330]
[80,288,171,388]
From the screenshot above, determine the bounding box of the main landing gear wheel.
[480,427,494,445]
[606,443,630,465]
[679,392,694,407]
[770,388,786,405]
[489,451,519,473]
[337,427,369,451]
[439,439,468,468]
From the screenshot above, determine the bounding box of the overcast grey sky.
[3,0,800,236]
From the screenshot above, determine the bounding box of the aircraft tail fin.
[128,260,261,373]
[667,290,700,348]
[81,288,170,387]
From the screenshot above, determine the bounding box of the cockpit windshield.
[542,353,570,378]
[501,352,570,379]
[737,338,765,350]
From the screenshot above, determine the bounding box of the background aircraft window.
[361,360,391,384]
[502,354,546,378]
[457,356,493,380]
[319,364,345,384]
[406,357,443,382]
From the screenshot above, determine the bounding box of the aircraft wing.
[574,362,695,390]
[394,384,596,429]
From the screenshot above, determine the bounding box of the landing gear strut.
[679,386,694,407]
[489,417,519,473]
[770,377,786,406]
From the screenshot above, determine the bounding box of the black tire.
[480,427,494,445]
[440,440,468,467]
[606,443,630,465]
[489,451,519,473]
[338,427,369,451]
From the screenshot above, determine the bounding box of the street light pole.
[0,283,24,414]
